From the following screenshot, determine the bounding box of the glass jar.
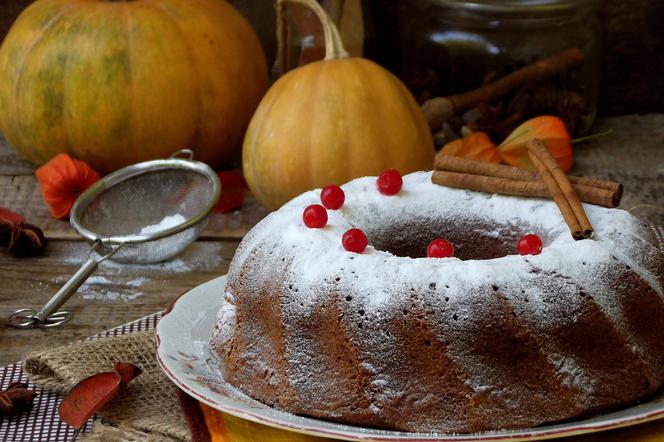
[391,0,600,135]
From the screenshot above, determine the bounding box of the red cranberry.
[518,234,543,255]
[427,238,455,258]
[342,228,368,253]
[320,185,345,210]
[377,169,403,195]
[303,204,327,228]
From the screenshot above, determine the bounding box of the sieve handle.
[33,258,99,323]
[8,241,127,328]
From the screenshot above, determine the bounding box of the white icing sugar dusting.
[548,353,597,400]
[75,275,144,302]
[139,214,186,235]
[215,171,664,424]
[64,242,226,274]
[230,172,658,313]
[214,293,237,350]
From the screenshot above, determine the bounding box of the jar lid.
[433,0,599,27]
[435,0,598,15]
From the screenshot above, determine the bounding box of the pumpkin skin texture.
[0,0,268,174]
[243,57,435,210]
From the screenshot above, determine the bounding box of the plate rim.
[155,275,664,442]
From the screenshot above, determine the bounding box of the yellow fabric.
[201,404,664,441]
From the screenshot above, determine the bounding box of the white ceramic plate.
[156,275,664,441]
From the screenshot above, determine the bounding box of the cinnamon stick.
[528,139,593,239]
[422,48,584,129]
[452,48,584,113]
[431,171,619,208]
[434,155,622,207]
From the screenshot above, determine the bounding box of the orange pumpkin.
[243,0,434,210]
[0,0,268,174]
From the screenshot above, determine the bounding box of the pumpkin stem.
[277,0,349,60]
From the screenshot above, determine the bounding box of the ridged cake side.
[210,171,664,433]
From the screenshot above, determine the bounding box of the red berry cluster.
[302,170,405,254]
[303,170,543,258]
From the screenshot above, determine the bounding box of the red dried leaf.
[58,372,122,429]
[113,362,142,386]
[0,208,25,224]
[58,362,141,429]
[35,154,101,220]
[215,171,247,213]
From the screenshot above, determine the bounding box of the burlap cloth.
[23,331,189,441]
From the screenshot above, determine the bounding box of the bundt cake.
[210,171,664,433]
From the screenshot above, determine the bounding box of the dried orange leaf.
[0,208,25,224]
[35,153,101,220]
[439,138,464,157]
[58,362,141,430]
[439,132,502,163]
[58,371,122,429]
[113,362,142,386]
[497,116,573,172]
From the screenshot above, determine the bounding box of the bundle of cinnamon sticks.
[432,139,624,240]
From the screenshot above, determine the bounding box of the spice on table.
[59,362,142,431]
[0,382,37,416]
[35,153,101,220]
[0,208,47,257]
[9,222,48,257]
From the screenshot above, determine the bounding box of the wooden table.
[1,115,663,366]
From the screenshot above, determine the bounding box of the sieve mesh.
[7,153,220,329]
[75,167,217,264]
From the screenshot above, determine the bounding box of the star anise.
[0,216,13,246]
[9,222,48,257]
[0,382,37,416]
[0,212,47,257]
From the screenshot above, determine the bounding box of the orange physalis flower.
[438,132,502,163]
[35,153,101,220]
[497,116,573,172]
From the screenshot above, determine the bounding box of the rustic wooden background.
[1,0,663,115]
[0,0,662,365]
[0,114,662,366]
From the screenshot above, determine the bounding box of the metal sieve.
[8,150,221,329]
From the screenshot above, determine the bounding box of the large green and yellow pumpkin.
[243,0,434,210]
[0,0,268,173]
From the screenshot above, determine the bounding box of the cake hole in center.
[364,218,534,260]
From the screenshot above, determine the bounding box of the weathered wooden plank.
[0,239,239,364]
[0,174,269,240]
[570,115,664,226]
[0,134,34,176]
